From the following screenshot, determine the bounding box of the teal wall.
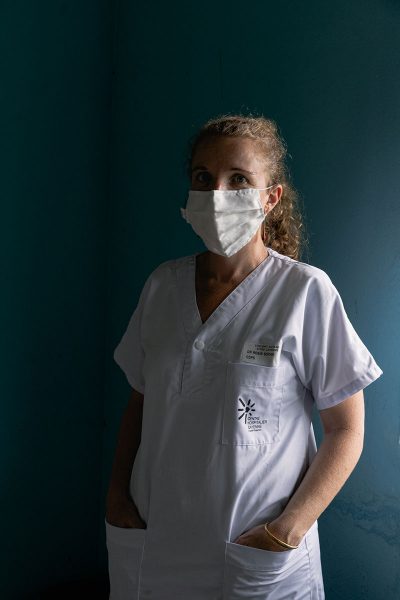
[105,1,399,599]
[2,0,398,598]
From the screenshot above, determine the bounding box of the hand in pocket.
[106,493,146,529]
[233,524,289,552]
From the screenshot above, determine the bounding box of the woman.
[105,114,383,599]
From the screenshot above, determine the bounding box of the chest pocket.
[221,361,286,446]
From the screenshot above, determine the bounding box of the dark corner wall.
[1,0,399,598]
[1,1,115,597]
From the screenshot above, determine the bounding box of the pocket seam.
[105,518,147,537]
[229,361,285,383]
[224,538,306,572]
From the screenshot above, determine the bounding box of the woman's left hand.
[233,524,289,552]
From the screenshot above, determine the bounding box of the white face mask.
[180,186,275,257]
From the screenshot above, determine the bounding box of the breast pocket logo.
[238,396,268,431]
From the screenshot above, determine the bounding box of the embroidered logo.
[238,396,255,424]
[238,396,268,431]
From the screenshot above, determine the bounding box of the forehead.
[192,136,266,171]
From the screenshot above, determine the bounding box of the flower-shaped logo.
[238,397,255,424]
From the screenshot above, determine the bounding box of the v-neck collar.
[176,248,275,344]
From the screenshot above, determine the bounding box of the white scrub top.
[106,246,383,600]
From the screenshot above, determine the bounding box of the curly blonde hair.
[185,113,310,262]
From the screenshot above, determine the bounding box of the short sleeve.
[296,273,383,410]
[113,274,152,393]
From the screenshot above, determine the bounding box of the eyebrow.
[191,166,256,174]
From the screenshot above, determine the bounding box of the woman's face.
[190,135,282,211]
